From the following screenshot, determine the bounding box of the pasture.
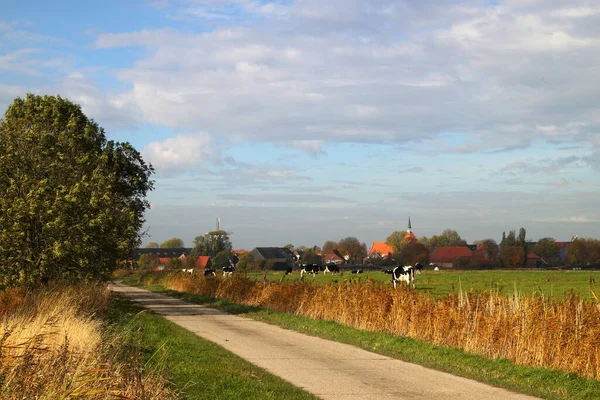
[244,268,600,300]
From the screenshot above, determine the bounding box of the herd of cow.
[183,262,424,289]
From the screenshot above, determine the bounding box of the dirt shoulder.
[110,282,540,400]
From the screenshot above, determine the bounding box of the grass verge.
[128,279,600,400]
[108,293,316,400]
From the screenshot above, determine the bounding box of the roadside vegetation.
[133,271,600,392]
[0,284,176,399]
[109,293,316,400]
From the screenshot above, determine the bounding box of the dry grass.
[0,284,177,399]
[151,272,600,380]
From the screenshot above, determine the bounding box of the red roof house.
[368,242,394,258]
[196,256,212,268]
[430,247,473,267]
[323,251,345,264]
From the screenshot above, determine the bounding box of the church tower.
[403,216,417,244]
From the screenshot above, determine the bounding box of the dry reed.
[0,283,177,399]
[151,272,600,380]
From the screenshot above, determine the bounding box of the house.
[132,248,192,266]
[367,217,418,260]
[196,255,212,269]
[556,242,570,264]
[131,248,192,259]
[323,249,346,265]
[430,246,474,267]
[367,242,394,259]
[251,247,297,270]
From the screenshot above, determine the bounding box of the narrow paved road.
[111,282,540,400]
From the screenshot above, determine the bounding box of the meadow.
[244,268,600,300]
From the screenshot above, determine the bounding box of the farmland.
[244,269,600,300]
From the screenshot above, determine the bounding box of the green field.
[242,269,600,300]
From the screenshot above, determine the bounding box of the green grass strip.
[136,282,600,400]
[107,294,316,400]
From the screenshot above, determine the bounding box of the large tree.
[322,240,338,253]
[386,231,406,252]
[300,248,322,265]
[337,237,367,263]
[0,94,153,287]
[418,229,466,248]
[475,238,500,264]
[192,230,232,257]
[534,238,560,266]
[394,243,429,266]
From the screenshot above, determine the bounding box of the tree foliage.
[534,238,560,266]
[386,231,406,252]
[0,94,153,287]
[145,242,160,248]
[300,248,322,265]
[192,230,233,257]
[567,238,600,266]
[160,237,185,248]
[322,240,338,253]
[237,252,255,272]
[211,250,233,269]
[418,229,466,248]
[394,243,429,266]
[475,239,500,264]
[500,228,527,267]
[337,237,367,263]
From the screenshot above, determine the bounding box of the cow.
[414,263,423,274]
[391,265,415,289]
[204,268,216,277]
[222,266,235,277]
[381,269,393,274]
[285,267,293,275]
[300,264,319,277]
[323,264,340,274]
[350,269,363,274]
[181,268,195,274]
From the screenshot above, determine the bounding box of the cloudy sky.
[1,0,599,249]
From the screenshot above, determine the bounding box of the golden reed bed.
[0,284,176,399]
[151,272,600,380]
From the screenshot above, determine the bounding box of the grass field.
[243,269,600,300]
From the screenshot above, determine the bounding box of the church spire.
[407,216,412,233]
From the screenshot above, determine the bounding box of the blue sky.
[1,0,599,250]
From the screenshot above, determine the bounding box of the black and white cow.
[204,268,216,277]
[323,264,340,274]
[381,269,393,274]
[222,266,235,276]
[391,265,415,289]
[285,267,293,275]
[414,263,423,274]
[350,269,363,274]
[300,264,319,277]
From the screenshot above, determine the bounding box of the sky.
[1,0,599,250]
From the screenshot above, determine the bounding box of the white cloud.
[142,133,216,175]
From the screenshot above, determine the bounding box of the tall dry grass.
[0,284,177,399]
[149,272,600,380]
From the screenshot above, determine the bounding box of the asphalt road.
[110,282,540,400]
